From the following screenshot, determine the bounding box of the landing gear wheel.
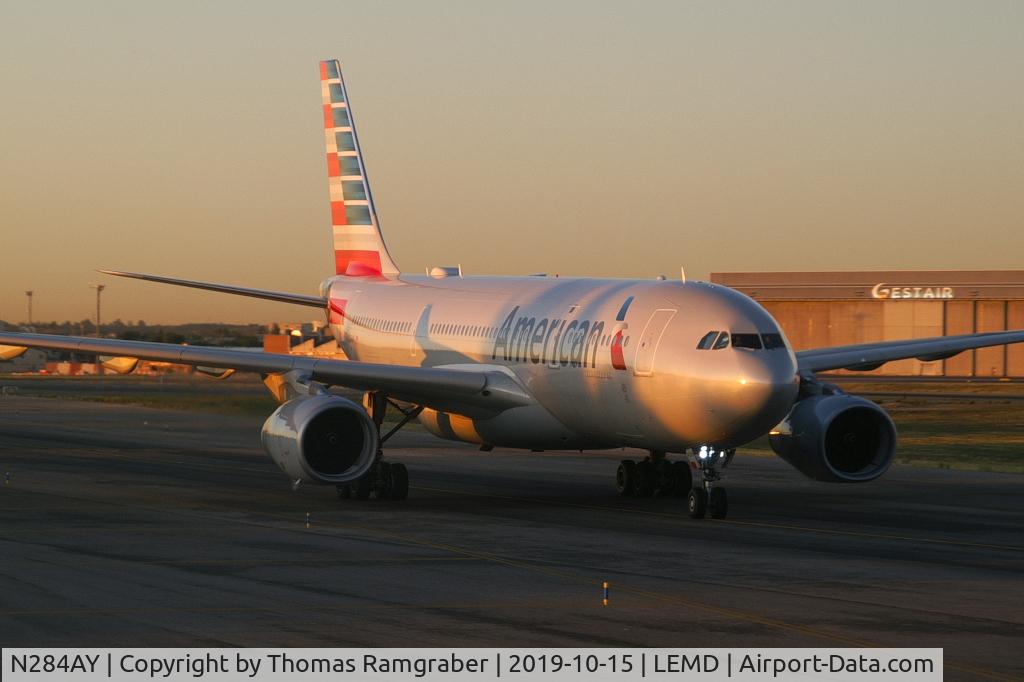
[687,488,708,519]
[654,460,674,497]
[671,461,692,498]
[336,483,352,499]
[353,475,372,500]
[633,460,655,497]
[616,460,636,497]
[376,461,393,499]
[387,462,409,501]
[709,487,728,519]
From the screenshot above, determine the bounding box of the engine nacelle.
[261,395,378,484]
[769,394,897,483]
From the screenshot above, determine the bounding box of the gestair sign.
[871,283,954,300]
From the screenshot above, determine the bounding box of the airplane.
[3,59,1024,519]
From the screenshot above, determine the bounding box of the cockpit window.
[696,331,719,350]
[731,333,763,349]
[699,330,785,351]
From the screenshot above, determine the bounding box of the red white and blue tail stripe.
[320,59,399,277]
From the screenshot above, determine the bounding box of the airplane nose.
[724,353,799,443]
[741,354,798,400]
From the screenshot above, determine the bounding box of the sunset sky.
[1,1,1022,324]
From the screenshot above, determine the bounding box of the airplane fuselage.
[326,274,800,453]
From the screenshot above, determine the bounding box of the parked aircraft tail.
[319,59,399,277]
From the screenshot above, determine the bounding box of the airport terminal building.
[711,270,1024,378]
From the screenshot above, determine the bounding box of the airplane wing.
[98,270,327,308]
[0,332,532,417]
[796,329,1024,373]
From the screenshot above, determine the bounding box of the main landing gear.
[336,461,409,501]
[337,392,421,502]
[616,446,734,519]
[616,451,692,499]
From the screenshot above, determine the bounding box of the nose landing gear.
[687,446,733,519]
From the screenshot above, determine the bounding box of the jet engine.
[261,395,378,484]
[768,394,896,483]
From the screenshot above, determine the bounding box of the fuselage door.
[412,305,431,357]
[633,309,676,376]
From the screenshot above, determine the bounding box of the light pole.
[90,284,106,375]
[25,291,33,326]
[90,284,105,336]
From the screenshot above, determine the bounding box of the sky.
[1,1,1022,324]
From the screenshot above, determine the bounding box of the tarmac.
[0,395,1021,681]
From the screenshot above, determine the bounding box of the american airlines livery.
[3,60,1023,519]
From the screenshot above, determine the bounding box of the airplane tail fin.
[319,59,399,277]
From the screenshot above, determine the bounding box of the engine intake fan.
[261,395,378,484]
[769,394,896,483]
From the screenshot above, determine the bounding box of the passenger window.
[697,331,719,350]
[732,333,762,349]
[762,333,785,349]
[712,332,730,350]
